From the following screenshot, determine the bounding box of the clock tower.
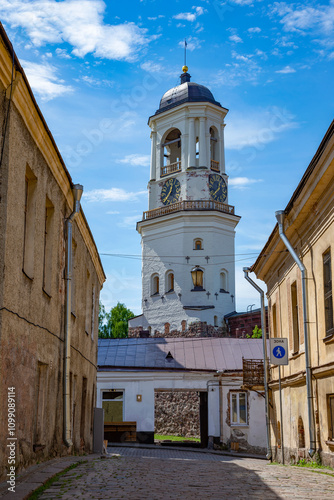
[129,67,240,336]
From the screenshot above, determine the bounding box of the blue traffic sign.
[273,346,285,358]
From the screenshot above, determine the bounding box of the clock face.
[161,177,181,205]
[209,174,227,203]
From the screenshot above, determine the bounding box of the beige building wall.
[252,120,334,466]
[0,26,105,479]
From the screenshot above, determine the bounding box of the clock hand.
[163,185,173,202]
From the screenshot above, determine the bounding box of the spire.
[181,39,191,84]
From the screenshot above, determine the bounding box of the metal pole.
[243,268,272,460]
[279,365,284,464]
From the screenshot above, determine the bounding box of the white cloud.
[117,215,142,228]
[178,36,202,51]
[229,0,258,5]
[173,6,205,22]
[55,48,71,59]
[225,107,298,150]
[106,211,120,215]
[229,177,263,189]
[0,0,154,61]
[272,2,334,34]
[117,154,150,167]
[248,27,261,33]
[275,65,296,74]
[229,34,243,43]
[21,59,73,101]
[83,188,146,202]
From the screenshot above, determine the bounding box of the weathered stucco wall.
[0,33,104,480]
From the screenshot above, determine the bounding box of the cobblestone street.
[33,447,334,500]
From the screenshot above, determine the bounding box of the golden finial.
[182,65,188,73]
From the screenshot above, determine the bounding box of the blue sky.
[2,0,334,314]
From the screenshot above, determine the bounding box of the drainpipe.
[243,268,272,461]
[64,184,83,447]
[275,210,316,457]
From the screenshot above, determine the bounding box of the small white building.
[97,337,267,454]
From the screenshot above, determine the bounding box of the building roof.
[98,337,264,372]
[156,81,222,115]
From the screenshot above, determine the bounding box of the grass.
[27,460,87,499]
[154,434,200,442]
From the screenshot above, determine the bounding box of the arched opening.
[194,238,203,250]
[151,274,159,296]
[164,322,170,334]
[210,127,219,172]
[214,315,218,327]
[220,270,228,292]
[166,271,174,293]
[191,266,204,291]
[298,417,305,448]
[161,129,182,177]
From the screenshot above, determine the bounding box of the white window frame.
[230,392,248,426]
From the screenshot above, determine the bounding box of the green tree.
[246,325,262,339]
[98,301,134,339]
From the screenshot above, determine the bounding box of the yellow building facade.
[252,120,334,466]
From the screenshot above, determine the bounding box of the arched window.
[151,274,159,295]
[161,128,182,177]
[220,270,228,292]
[166,271,174,293]
[194,238,203,250]
[210,127,219,171]
[214,315,218,327]
[164,322,170,334]
[191,266,204,291]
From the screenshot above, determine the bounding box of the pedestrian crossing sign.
[269,338,288,365]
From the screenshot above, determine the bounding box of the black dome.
[155,76,222,115]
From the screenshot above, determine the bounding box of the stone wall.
[155,392,200,438]
[129,321,228,338]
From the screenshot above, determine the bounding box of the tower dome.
[156,71,222,115]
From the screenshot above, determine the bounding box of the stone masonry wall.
[155,391,200,438]
[129,321,228,338]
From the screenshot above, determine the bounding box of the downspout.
[64,184,83,447]
[243,268,272,460]
[275,210,316,457]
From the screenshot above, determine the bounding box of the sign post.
[270,338,288,464]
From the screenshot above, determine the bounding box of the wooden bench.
[104,421,137,443]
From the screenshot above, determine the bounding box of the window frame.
[323,249,333,337]
[230,391,248,426]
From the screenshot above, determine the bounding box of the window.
[220,270,228,292]
[191,266,204,291]
[164,323,170,334]
[230,392,247,425]
[85,270,91,335]
[181,320,186,332]
[43,197,54,295]
[194,239,203,250]
[102,391,124,423]
[298,416,305,448]
[71,239,77,314]
[291,281,299,353]
[214,315,218,327]
[323,249,333,336]
[23,166,37,278]
[161,128,181,177]
[272,303,278,338]
[328,394,334,441]
[151,274,159,295]
[166,271,174,293]
[210,127,219,171]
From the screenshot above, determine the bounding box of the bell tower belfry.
[129,67,240,336]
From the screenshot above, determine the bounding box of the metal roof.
[156,82,222,115]
[98,337,265,372]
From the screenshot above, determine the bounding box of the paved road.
[36,447,334,500]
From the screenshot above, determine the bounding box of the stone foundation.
[155,391,200,438]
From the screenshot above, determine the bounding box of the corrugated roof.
[98,337,265,372]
